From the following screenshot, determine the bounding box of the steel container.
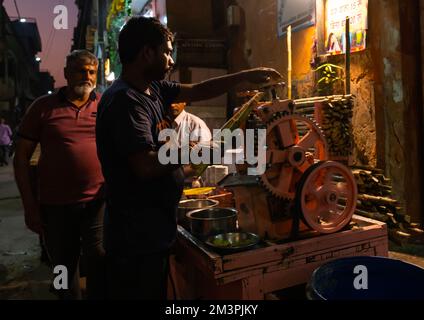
[186,207,237,239]
[178,199,219,229]
[205,232,260,253]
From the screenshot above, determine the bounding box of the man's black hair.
[118,16,174,65]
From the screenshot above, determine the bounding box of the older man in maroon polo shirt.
[13,50,105,300]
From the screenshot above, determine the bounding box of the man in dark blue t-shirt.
[96,16,282,299]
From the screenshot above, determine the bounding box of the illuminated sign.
[325,0,368,54]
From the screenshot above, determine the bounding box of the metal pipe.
[294,94,353,104]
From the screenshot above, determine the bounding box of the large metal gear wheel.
[295,161,357,234]
[260,114,328,199]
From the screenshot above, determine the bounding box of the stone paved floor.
[0,164,56,300]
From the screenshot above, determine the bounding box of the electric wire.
[13,0,21,20]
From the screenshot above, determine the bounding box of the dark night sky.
[3,0,78,88]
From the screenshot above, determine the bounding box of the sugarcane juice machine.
[209,86,358,241]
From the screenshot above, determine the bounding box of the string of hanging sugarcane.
[294,95,354,156]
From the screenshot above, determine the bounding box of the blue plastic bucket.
[307,256,424,300]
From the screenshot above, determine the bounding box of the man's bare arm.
[13,138,41,233]
[174,67,283,103]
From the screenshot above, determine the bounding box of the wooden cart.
[169,215,388,300]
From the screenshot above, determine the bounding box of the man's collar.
[58,87,97,102]
[173,109,186,126]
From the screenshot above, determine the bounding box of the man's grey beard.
[73,84,96,97]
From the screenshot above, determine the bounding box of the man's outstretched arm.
[174,67,283,103]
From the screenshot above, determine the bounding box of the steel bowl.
[177,199,219,229]
[205,232,260,253]
[186,207,237,240]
